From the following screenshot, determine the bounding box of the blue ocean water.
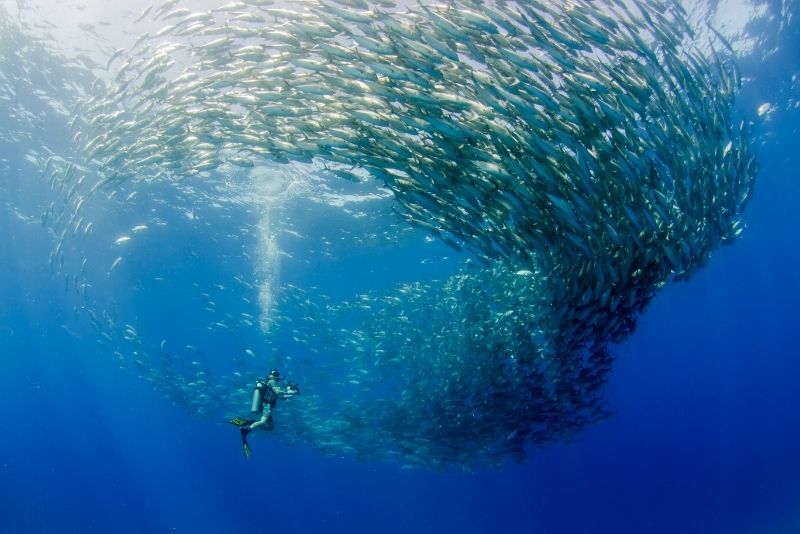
[2,2,799,533]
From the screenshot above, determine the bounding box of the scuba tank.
[250,382,264,413]
[251,379,278,412]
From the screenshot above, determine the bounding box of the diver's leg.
[249,404,272,431]
[248,416,267,431]
[240,410,266,451]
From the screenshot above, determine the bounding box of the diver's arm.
[275,388,299,399]
[274,383,300,397]
[267,378,299,398]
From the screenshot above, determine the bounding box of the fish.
[109,257,123,273]
[34,0,757,471]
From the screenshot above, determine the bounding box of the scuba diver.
[233,369,300,460]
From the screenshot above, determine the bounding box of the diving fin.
[229,417,256,427]
[240,427,252,460]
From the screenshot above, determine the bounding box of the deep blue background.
[2,9,800,534]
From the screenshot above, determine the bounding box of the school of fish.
[4,0,757,469]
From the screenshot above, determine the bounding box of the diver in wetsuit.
[239,369,300,459]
